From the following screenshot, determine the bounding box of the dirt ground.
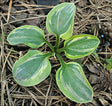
[0,0,112,106]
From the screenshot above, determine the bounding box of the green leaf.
[46,3,76,40]
[107,64,112,70]
[64,34,100,59]
[7,25,45,48]
[106,58,112,66]
[13,50,52,86]
[56,62,93,103]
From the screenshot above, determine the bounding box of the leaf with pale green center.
[13,50,52,86]
[46,3,76,40]
[64,34,100,59]
[7,25,45,48]
[56,62,93,103]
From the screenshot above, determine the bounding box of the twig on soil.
[6,82,14,106]
[45,75,52,106]
[22,86,44,105]
[98,52,112,55]
[7,0,13,23]
[0,15,47,27]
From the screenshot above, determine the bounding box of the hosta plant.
[7,3,100,103]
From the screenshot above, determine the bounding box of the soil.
[0,0,112,106]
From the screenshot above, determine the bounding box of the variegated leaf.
[64,34,100,59]
[7,25,45,48]
[13,50,52,86]
[56,62,93,103]
[46,3,76,40]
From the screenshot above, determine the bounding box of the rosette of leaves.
[7,3,100,103]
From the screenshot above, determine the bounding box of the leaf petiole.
[44,39,54,52]
[44,52,54,58]
[56,53,65,66]
[55,36,60,49]
[56,47,65,53]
